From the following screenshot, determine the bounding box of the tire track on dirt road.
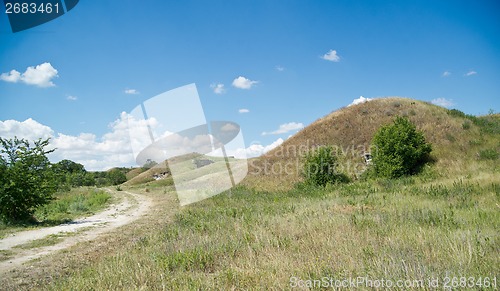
[0,189,152,275]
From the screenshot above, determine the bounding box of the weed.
[445,132,456,142]
[478,148,499,160]
[34,188,111,223]
[153,247,215,272]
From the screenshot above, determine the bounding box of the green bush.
[371,116,432,178]
[302,146,349,186]
[0,137,57,223]
[107,169,127,185]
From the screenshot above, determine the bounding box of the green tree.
[0,137,58,222]
[302,146,349,186]
[107,169,127,185]
[142,159,158,169]
[53,159,89,188]
[371,116,432,178]
[54,159,85,174]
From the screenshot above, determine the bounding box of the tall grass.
[34,188,112,223]
[46,173,499,290]
[0,188,112,238]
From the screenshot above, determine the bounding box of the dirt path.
[0,189,152,275]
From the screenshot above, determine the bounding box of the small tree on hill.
[302,146,349,186]
[107,169,127,185]
[371,116,432,178]
[0,137,57,222]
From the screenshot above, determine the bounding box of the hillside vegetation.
[5,97,499,290]
[244,97,500,191]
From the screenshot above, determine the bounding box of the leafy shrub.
[0,138,57,223]
[107,169,127,185]
[447,109,467,118]
[462,121,471,130]
[302,146,349,186]
[371,116,432,178]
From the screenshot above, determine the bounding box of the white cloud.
[221,123,238,132]
[67,95,78,101]
[431,98,454,108]
[0,62,58,87]
[322,49,340,62]
[348,96,373,107]
[124,89,139,94]
[442,71,451,77]
[465,70,477,76]
[210,83,225,94]
[0,116,294,170]
[262,122,304,136]
[0,118,54,141]
[232,76,258,89]
[0,70,21,82]
[0,115,139,171]
[241,138,284,158]
[238,108,250,113]
[275,65,285,72]
[209,138,284,159]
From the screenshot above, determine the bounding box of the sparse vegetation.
[34,188,112,223]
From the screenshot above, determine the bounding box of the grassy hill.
[14,97,499,290]
[244,97,500,191]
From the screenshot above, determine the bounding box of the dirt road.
[0,189,152,275]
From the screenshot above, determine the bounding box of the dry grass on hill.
[243,97,498,191]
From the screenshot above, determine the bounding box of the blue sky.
[1,0,499,170]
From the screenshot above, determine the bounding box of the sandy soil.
[0,189,152,275]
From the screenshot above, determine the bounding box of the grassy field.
[0,188,112,239]
[42,164,499,289]
[3,98,499,289]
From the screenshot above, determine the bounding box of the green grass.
[46,170,499,290]
[0,188,112,239]
[33,188,112,224]
[5,99,499,289]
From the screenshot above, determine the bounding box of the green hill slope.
[244,97,500,190]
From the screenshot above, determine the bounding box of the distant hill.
[124,153,224,186]
[243,97,500,190]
